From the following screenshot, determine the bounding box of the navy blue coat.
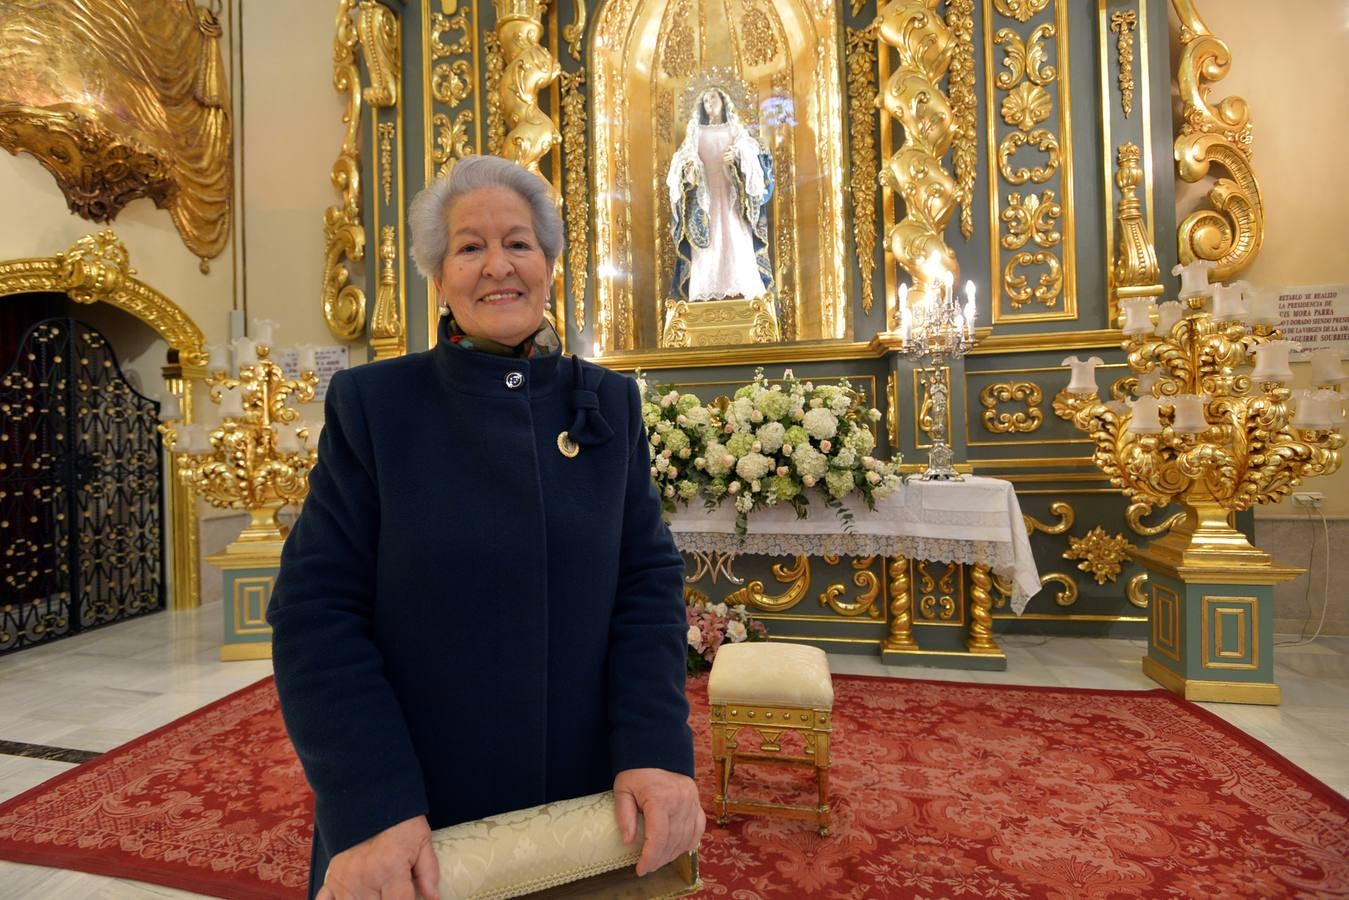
[266,337,694,895]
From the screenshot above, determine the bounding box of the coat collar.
[433,316,563,399]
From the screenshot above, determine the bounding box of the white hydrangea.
[727,397,755,430]
[683,406,712,429]
[791,444,828,479]
[829,393,851,414]
[726,620,748,643]
[735,452,774,482]
[755,421,786,453]
[833,447,857,469]
[735,494,754,513]
[703,441,732,477]
[802,407,839,440]
[845,427,876,455]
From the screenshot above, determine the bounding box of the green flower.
[845,427,876,455]
[706,478,728,498]
[769,475,800,501]
[663,429,690,456]
[734,384,755,400]
[726,432,755,458]
[752,389,792,421]
[825,469,855,499]
[677,394,701,413]
[641,403,660,429]
[677,479,699,500]
[783,425,809,449]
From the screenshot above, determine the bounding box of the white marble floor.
[0,608,1346,898]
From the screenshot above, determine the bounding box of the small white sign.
[277,346,349,404]
[1277,284,1349,355]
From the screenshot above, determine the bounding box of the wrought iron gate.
[1,318,165,654]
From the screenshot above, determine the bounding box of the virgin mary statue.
[666,85,774,303]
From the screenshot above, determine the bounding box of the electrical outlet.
[1292,492,1324,508]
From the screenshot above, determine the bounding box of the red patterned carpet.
[0,674,1346,898]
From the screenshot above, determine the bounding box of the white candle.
[252,318,278,345]
[1313,389,1345,427]
[963,281,976,335]
[1062,355,1104,394]
[1250,340,1298,382]
[1121,297,1157,336]
[1292,391,1330,430]
[899,283,912,342]
[1172,259,1216,299]
[1244,285,1280,326]
[1210,282,1247,322]
[1127,396,1164,434]
[1135,369,1162,397]
[233,337,258,367]
[273,423,301,454]
[1309,347,1348,385]
[297,344,319,373]
[188,425,213,454]
[159,393,182,420]
[206,344,231,373]
[1155,301,1183,337]
[219,387,244,418]
[1171,394,1210,434]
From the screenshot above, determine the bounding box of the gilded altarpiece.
[333,0,1186,662]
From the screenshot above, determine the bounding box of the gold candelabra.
[160,343,320,548]
[1060,264,1343,568]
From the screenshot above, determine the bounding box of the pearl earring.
[438,302,450,317]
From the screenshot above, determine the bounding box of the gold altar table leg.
[966,562,1003,655]
[881,556,919,652]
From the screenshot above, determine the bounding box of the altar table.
[668,476,1040,663]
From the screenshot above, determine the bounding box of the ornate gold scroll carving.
[725,556,811,612]
[563,0,588,60]
[484,31,506,156]
[370,225,404,360]
[1110,10,1136,117]
[429,8,477,179]
[357,1,400,107]
[1172,0,1262,280]
[980,381,1044,434]
[0,1,232,269]
[947,0,977,240]
[878,0,958,321]
[561,69,588,329]
[322,0,368,341]
[1112,143,1162,316]
[845,24,879,315]
[378,122,395,205]
[1023,501,1073,536]
[1126,572,1149,608]
[995,0,1049,22]
[1125,502,1184,537]
[1039,571,1078,606]
[820,557,883,618]
[493,0,561,179]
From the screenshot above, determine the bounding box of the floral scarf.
[444,314,561,359]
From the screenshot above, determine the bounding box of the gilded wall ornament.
[845,24,880,315]
[378,122,395,206]
[947,0,977,240]
[494,0,561,179]
[1000,83,1052,131]
[997,130,1060,185]
[1039,571,1078,606]
[1172,0,1262,279]
[1004,251,1062,307]
[1064,527,1133,584]
[1110,10,1137,117]
[1112,142,1163,318]
[431,113,474,177]
[0,0,232,268]
[357,1,400,108]
[819,557,882,618]
[882,557,919,652]
[563,0,588,61]
[484,31,506,156]
[1126,572,1149,608]
[993,25,1056,89]
[1023,501,1073,536]
[739,2,779,67]
[370,225,404,360]
[323,0,369,341]
[994,0,1050,24]
[1000,191,1061,249]
[724,556,812,612]
[980,381,1045,434]
[561,69,589,329]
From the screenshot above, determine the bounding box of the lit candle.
[1127,396,1164,434]
[1121,297,1157,336]
[206,344,231,373]
[273,423,301,454]
[1244,285,1280,326]
[1155,301,1183,337]
[219,387,244,418]
[963,281,976,335]
[1171,394,1210,434]
[1062,355,1104,394]
[233,337,258,367]
[898,283,911,342]
[1172,259,1216,299]
[1309,347,1348,386]
[297,344,319,373]
[943,270,955,306]
[1210,282,1247,322]
[252,318,278,345]
[1250,340,1298,382]
[159,393,182,420]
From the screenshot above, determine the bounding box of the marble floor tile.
[0,606,1346,899]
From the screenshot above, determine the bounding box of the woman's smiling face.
[435,185,550,346]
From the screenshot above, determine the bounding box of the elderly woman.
[268,155,703,900]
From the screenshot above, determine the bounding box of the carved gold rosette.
[878,0,959,327]
[1172,0,1262,280]
[985,1,1077,323]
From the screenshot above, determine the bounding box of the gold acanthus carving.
[484,32,505,156]
[724,556,811,612]
[431,113,475,177]
[882,557,920,652]
[1110,10,1137,118]
[919,593,955,620]
[994,24,1056,89]
[1003,251,1061,307]
[1172,0,1262,280]
[0,232,206,364]
[994,0,1050,24]
[356,1,400,108]
[1001,191,1061,249]
[845,24,879,315]
[980,381,1044,434]
[1001,83,1052,132]
[1125,502,1185,537]
[322,0,368,341]
[1039,572,1078,606]
[946,0,977,240]
[493,0,561,179]
[1063,527,1133,584]
[370,226,404,360]
[563,0,588,60]
[561,69,589,329]
[1112,143,1163,311]
[878,0,959,320]
[1126,572,1149,608]
[1023,501,1073,536]
[997,129,1059,185]
[0,1,232,269]
[819,557,882,618]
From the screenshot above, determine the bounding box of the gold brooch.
[557,431,580,458]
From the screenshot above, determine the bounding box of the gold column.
[967,562,1002,654]
[161,361,202,610]
[881,556,919,652]
[493,0,561,179]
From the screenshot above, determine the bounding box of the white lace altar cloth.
[668,476,1040,615]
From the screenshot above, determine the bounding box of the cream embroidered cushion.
[708,642,834,708]
[430,790,646,899]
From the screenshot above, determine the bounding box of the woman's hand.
[723,147,738,167]
[318,814,439,900]
[613,768,706,877]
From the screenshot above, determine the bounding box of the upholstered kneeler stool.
[708,642,834,836]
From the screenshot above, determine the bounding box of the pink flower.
[820,440,832,452]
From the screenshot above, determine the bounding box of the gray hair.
[408,155,564,280]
